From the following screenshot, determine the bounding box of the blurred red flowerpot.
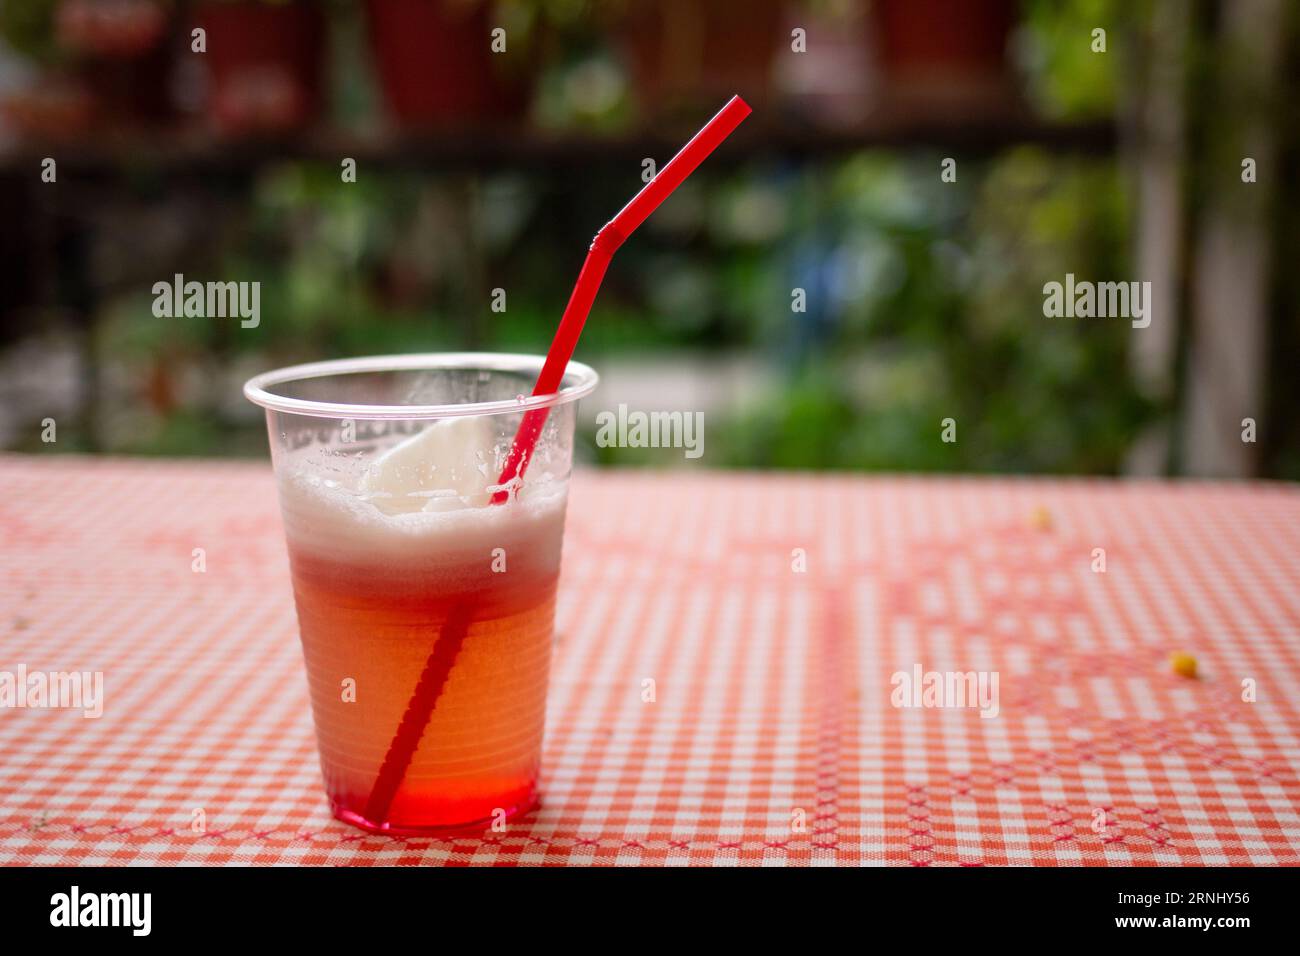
[365,0,530,128]
[870,0,1018,114]
[194,0,326,135]
[56,0,168,58]
[620,0,782,121]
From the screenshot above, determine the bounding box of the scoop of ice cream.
[358,416,495,514]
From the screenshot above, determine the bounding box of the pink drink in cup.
[246,354,597,833]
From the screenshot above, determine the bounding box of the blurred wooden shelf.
[0,114,1116,178]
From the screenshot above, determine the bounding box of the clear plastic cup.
[244,353,598,834]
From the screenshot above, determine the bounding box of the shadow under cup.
[244,354,598,835]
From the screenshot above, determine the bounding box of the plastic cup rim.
[243,352,599,421]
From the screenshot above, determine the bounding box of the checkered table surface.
[2,454,1298,865]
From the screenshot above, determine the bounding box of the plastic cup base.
[332,793,541,838]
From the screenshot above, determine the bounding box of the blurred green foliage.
[1017,0,1126,119]
[706,148,1154,474]
[93,139,1154,472]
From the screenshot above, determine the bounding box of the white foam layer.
[279,470,569,570]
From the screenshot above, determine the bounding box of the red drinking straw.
[364,96,752,828]
[490,94,753,502]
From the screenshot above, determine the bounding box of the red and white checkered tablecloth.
[1,454,1298,866]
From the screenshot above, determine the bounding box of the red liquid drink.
[278,469,568,834]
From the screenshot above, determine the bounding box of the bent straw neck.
[591,221,627,258]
